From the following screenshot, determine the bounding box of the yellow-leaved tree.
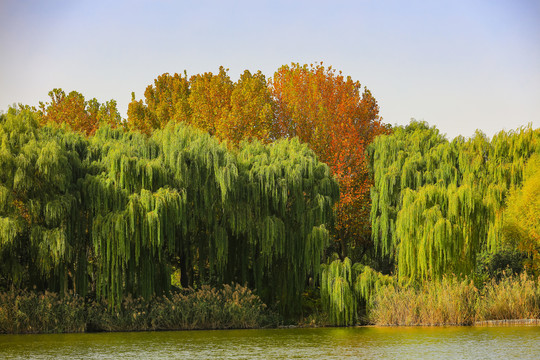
[503,154,540,274]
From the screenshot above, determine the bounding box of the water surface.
[1,326,539,359]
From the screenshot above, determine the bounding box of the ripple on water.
[1,326,539,359]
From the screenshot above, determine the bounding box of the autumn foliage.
[39,88,121,136]
[22,63,387,266]
[125,63,387,259]
[127,68,274,144]
[270,63,388,258]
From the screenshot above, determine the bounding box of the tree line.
[31,63,386,265]
[2,63,538,324]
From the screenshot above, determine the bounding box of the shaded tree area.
[0,108,338,317]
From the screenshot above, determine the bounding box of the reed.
[0,284,275,334]
[0,290,86,334]
[370,276,477,326]
[477,272,540,321]
[370,273,540,326]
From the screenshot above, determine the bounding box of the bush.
[148,284,274,330]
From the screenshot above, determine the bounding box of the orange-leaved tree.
[39,88,121,136]
[270,62,388,260]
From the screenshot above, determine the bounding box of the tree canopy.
[0,108,339,316]
[369,121,540,281]
[39,89,122,136]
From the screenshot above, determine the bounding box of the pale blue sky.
[1,0,538,139]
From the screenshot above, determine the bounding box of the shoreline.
[2,320,540,336]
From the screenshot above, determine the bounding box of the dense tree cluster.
[0,108,338,316]
[127,63,387,262]
[2,63,538,326]
[369,121,540,281]
[39,88,122,136]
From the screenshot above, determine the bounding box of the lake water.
[1,326,539,359]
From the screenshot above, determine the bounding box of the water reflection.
[1,326,539,359]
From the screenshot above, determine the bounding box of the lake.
[1,326,539,359]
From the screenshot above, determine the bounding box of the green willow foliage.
[0,108,88,294]
[0,109,339,316]
[320,256,393,325]
[369,120,540,281]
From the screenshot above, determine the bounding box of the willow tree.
[234,138,339,315]
[369,120,539,281]
[79,122,338,313]
[0,107,89,294]
[369,121,449,258]
[82,125,187,307]
[321,256,394,325]
[152,123,239,289]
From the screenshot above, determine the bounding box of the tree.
[0,107,89,294]
[1,111,339,316]
[144,72,191,127]
[126,92,158,135]
[39,89,121,136]
[320,256,393,325]
[503,155,540,273]
[187,66,234,137]
[218,70,274,145]
[270,62,387,260]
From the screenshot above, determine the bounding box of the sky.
[0,0,539,140]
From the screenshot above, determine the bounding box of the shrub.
[0,290,86,334]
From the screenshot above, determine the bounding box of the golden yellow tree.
[39,88,121,136]
[503,154,540,273]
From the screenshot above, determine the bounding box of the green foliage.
[502,154,540,274]
[0,108,87,294]
[369,121,539,281]
[320,256,393,325]
[0,111,339,317]
[475,249,527,282]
